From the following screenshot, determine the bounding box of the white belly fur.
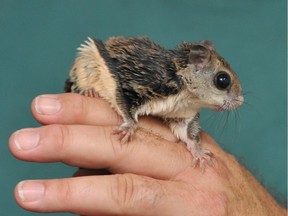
[134,93,200,121]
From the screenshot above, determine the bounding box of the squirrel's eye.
[214,71,231,90]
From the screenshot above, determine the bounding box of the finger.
[31,93,122,126]
[9,124,192,179]
[15,174,169,215]
[31,93,176,142]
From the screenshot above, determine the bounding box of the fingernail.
[14,129,40,151]
[35,95,61,115]
[17,181,45,202]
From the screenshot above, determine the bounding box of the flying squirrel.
[65,36,244,169]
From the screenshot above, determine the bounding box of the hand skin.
[9,93,286,216]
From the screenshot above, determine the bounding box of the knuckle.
[56,179,74,206]
[72,94,88,122]
[110,174,162,212]
[111,174,135,208]
[46,124,71,156]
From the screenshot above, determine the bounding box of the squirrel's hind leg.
[113,118,137,144]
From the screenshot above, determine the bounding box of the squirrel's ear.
[199,40,214,51]
[189,44,211,71]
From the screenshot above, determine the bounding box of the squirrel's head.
[180,41,243,111]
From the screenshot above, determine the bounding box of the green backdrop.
[1,0,286,215]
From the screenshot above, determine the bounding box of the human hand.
[9,94,286,216]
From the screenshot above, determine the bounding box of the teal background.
[1,0,286,215]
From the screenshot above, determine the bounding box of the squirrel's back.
[66,37,184,114]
